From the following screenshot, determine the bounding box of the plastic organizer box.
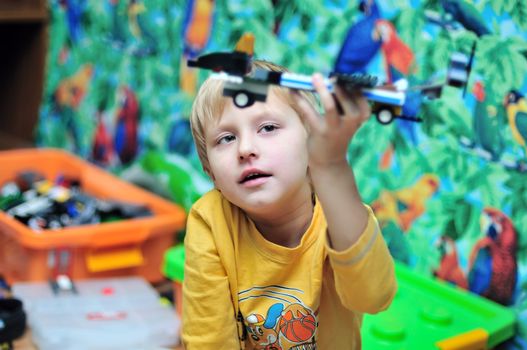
[12,276,180,349]
[362,263,516,350]
[0,148,186,283]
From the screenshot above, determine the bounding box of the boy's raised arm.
[292,74,372,251]
[293,74,397,313]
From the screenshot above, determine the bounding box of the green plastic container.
[163,244,185,283]
[162,244,185,316]
[362,263,516,350]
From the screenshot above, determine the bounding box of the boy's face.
[204,91,311,216]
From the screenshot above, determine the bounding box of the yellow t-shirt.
[183,189,396,349]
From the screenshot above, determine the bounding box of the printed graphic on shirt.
[239,285,318,350]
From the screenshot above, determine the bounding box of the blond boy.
[183,60,396,349]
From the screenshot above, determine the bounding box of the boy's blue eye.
[260,124,278,133]
[218,134,235,144]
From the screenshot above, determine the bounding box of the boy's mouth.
[239,170,272,184]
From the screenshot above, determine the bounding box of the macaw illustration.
[374,19,415,82]
[53,64,94,151]
[180,0,215,94]
[333,0,382,74]
[373,20,420,146]
[127,0,158,56]
[468,207,518,305]
[54,64,94,110]
[440,0,491,37]
[504,90,527,157]
[333,1,420,140]
[91,110,115,166]
[114,86,139,164]
[167,118,194,156]
[59,0,85,44]
[371,174,440,232]
[434,235,468,289]
[380,220,411,264]
[469,80,505,161]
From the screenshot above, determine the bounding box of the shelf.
[0,1,47,23]
[0,0,48,149]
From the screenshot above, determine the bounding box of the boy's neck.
[250,198,314,248]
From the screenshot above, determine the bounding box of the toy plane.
[187,36,474,125]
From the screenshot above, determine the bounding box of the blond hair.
[190,60,317,172]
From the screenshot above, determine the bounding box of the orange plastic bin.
[0,148,186,283]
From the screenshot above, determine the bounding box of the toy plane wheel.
[376,108,395,125]
[233,91,253,108]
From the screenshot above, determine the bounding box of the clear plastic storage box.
[13,276,180,350]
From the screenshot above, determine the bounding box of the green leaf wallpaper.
[36,0,527,346]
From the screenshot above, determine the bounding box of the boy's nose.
[238,137,258,160]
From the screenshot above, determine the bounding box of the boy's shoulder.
[191,188,228,213]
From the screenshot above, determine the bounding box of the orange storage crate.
[0,148,186,284]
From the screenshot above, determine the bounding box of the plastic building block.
[436,329,488,350]
[362,263,515,350]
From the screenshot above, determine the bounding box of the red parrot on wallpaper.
[92,111,114,166]
[374,19,415,83]
[114,86,139,164]
[434,235,468,289]
[468,207,518,305]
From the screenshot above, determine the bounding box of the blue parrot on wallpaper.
[504,90,527,157]
[468,208,518,305]
[59,0,85,44]
[471,80,505,161]
[333,0,381,74]
[440,0,491,37]
[168,119,194,156]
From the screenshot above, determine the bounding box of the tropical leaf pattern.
[37,0,527,347]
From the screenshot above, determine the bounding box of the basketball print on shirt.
[239,285,318,349]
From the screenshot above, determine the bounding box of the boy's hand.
[292,73,371,167]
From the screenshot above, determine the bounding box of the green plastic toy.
[362,263,516,350]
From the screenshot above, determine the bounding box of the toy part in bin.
[362,263,515,350]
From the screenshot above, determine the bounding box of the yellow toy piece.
[235,32,255,56]
[436,328,488,350]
